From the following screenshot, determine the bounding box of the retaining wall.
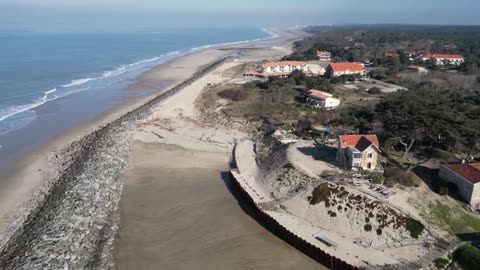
[229,170,361,270]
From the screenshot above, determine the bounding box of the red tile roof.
[422,53,464,59]
[329,62,364,72]
[316,50,330,55]
[384,52,399,57]
[243,69,260,75]
[308,89,333,99]
[339,134,379,149]
[445,163,480,184]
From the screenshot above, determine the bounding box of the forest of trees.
[281,25,480,159]
[287,25,480,73]
[333,88,480,158]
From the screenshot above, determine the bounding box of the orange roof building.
[439,162,480,209]
[326,62,365,79]
[316,50,332,61]
[337,134,380,171]
[339,134,379,149]
[418,53,465,66]
[306,89,340,108]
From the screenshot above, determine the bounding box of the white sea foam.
[190,28,278,52]
[62,78,95,87]
[0,88,57,122]
[0,29,275,130]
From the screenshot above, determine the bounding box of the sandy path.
[114,143,323,270]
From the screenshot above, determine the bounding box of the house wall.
[306,97,340,108]
[438,164,480,209]
[435,58,464,65]
[421,57,465,66]
[324,97,340,108]
[262,64,307,74]
[327,67,364,79]
[359,146,378,171]
[317,53,331,62]
[306,97,324,107]
[336,146,378,171]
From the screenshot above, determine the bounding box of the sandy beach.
[0,30,291,229]
[114,143,322,269]
[0,28,326,269]
[113,28,325,269]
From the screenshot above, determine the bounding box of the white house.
[260,61,308,77]
[417,53,464,66]
[439,162,480,210]
[306,89,340,109]
[316,50,332,62]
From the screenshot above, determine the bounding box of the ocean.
[0,28,273,173]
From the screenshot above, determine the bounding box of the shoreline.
[0,27,298,228]
[0,28,308,268]
[0,53,232,269]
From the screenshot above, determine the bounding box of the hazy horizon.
[1,0,479,32]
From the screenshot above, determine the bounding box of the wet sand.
[114,143,324,270]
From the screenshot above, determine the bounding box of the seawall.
[228,170,361,270]
[0,55,231,269]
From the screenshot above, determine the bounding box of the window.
[368,152,373,158]
[353,153,361,158]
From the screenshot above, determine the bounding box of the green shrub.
[405,217,425,238]
[438,184,449,196]
[433,257,449,269]
[364,224,372,231]
[369,172,385,184]
[320,170,338,178]
[385,167,420,187]
[453,245,480,270]
[310,183,331,206]
[368,87,382,94]
[217,88,249,101]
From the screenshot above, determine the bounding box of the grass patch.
[429,201,480,235]
[221,63,246,77]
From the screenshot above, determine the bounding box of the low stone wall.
[228,170,360,270]
[0,55,231,270]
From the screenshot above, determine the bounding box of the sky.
[0,0,479,32]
